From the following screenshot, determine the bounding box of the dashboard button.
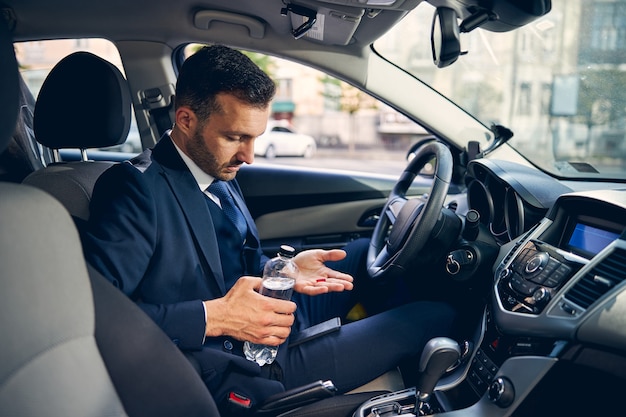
[532,287,550,306]
[525,252,549,274]
[544,272,566,287]
[469,371,486,391]
[529,272,548,284]
[488,377,515,408]
[510,275,538,295]
[557,264,571,275]
[560,302,577,315]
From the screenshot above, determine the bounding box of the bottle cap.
[278,244,296,257]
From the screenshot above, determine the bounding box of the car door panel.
[237,164,432,256]
[255,199,387,254]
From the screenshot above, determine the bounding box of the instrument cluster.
[464,159,571,244]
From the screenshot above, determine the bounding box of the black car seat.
[22,51,132,221]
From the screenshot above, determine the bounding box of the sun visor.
[285,3,364,45]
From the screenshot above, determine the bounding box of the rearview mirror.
[431,7,461,68]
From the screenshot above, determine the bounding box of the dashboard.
[492,187,626,336]
[460,158,626,408]
[465,158,626,340]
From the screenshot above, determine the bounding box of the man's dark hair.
[175,44,276,121]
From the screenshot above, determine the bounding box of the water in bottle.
[244,245,298,366]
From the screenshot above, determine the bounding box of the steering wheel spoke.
[387,198,425,250]
[386,196,406,223]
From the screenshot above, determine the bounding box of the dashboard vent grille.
[502,242,522,266]
[564,247,626,309]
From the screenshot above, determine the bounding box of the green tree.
[319,74,376,114]
[241,51,276,79]
[319,75,378,152]
[187,44,276,79]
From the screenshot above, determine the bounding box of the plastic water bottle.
[244,245,298,366]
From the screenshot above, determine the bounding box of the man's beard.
[186,128,232,181]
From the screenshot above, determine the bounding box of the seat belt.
[140,84,175,137]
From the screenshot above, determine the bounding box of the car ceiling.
[3,0,551,93]
[3,0,432,117]
[3,0,548,57]
[3,0,417,52]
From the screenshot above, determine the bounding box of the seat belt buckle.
[227,391,252,409]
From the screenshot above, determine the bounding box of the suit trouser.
[281,298,456,392]
[279,238,457,392]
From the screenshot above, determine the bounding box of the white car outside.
[254,121,316,158]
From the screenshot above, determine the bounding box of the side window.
[15,39,141,154]
[182,44,428,177]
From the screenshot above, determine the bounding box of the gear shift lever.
[414,337,461,415]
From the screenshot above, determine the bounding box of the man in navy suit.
[83,45,455,415]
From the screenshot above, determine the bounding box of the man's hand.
[293,249,354,295]
[203,276,296,345]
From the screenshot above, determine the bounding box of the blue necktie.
[207,181,247,241]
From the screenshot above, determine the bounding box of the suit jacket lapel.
[152,136,227,294]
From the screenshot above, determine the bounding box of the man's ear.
[174,106,197,134]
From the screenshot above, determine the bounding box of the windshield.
[375,0,626,181]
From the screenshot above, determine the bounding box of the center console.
[352,232,600,415]
[495,240,583,315]
[352,304,567,417]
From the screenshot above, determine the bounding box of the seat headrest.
[34,51,132,150]
[0,17,19,154]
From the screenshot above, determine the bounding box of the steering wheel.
[367,140,454,280]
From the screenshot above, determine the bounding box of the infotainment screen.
[567,223,620,256]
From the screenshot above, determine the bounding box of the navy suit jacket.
[83,135,279,403]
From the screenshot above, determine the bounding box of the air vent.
[564,247,626,309]
[502,241,523,267]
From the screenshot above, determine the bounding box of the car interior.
[2,0,626,416]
